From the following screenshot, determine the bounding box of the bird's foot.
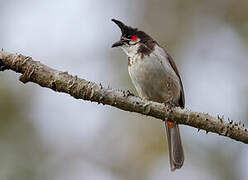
[164,100,176,110]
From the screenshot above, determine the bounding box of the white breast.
[127,45,181,103]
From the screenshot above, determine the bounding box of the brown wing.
[165,50,185,108]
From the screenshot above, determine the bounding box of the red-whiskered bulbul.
[111,19,185,171]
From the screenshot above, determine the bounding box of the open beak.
[111,40,124,48]
[111,19,127,48]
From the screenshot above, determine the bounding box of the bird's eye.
[131,36,138,41]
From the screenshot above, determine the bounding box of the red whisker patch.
[131,35,138,41]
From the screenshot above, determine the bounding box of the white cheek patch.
[129,41,136,45]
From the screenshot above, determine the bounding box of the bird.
[111,19,185,171]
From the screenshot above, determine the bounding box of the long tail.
[165,122,184,171]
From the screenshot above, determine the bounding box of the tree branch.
[0,50,247,144]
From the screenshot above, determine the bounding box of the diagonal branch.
[0,50,248,144]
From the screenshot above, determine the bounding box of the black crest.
[112,19,152,43]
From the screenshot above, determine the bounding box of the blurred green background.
[1,0,248,179]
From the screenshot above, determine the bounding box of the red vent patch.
[167,121,174,128]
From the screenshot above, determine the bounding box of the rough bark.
[0,50,247,144]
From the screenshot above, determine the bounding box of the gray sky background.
[1,0,248,180]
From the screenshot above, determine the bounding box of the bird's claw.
[164,101,176,110]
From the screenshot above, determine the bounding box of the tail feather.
[165,122,184,171]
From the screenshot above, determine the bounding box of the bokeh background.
[1,0,248,179]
